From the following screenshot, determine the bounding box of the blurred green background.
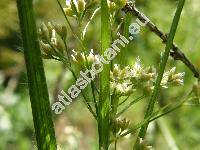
[0,0,199,149]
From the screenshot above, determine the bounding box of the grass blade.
[118,12,132,66]
[17,0,57,149]
[138,0,186,139]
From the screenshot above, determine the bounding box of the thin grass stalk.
[56,0,97,119]
[17,0,57,149]
[137,0,186,141]
[98,0,111,149]
[118,12,132,67]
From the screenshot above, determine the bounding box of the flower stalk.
[137,0,186,142]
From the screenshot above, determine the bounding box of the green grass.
[17,0,57,149]
[137,0,186,142]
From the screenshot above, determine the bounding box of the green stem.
[17,0,57,149]
[118,12,132,66]
[98,0,111,149]
[56,0,84,47]
[137,0,186,142]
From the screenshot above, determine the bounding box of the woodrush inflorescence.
[37,0,187,149]
[110,57,185,96]
[38,0,185,124]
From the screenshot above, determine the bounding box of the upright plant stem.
[118,12,132,67]
[137,0,186,142]
[17,0,57,149]
[98,0,111,149]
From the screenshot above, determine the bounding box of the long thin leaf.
[138,0,186,139]
[17,0,57,149]
[118,12,132,66]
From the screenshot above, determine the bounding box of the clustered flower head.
[64,0,86,17]
[71,49,95,67]
[110,64,134,96]
[111,117,130,135]
[161,67,185,87]
[110,57,185,96]
[137,138,153,150]
[108,0,127,12]
[38,22,68,60]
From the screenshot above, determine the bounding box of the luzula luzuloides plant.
[37,0,186,149]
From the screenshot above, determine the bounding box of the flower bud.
[51,29,57,45]
[77,0,86,12]
[120,68,127,79]
[54,24,67,40]
[137,138,153,150]
[172,79,184,86]
[111,119,121,134]
[113,64,120,77]
[77,52,85,63]
[108,2,117,12]
[71,50,85,66]
[64,7,73,17]
[172,72,185,80]
[40,41,52,56]
[66,0,71,8]
[87,49,95,65]
[112,118,130,133]
[38,28,43,37]
[120,118,130,131]
[144,85,154,95]
[56,39,64,53]
[40,23,49,40]
[140,72,155,81]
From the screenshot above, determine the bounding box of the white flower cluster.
[108,0,127,12]
[71,49,95,67]
[110,57,185,96]
[110,64,134,96]
[64,0,86,17]
[138,138,153,150]
[38,22,68,60]
[161,67,185,88]
[111,117,130,134]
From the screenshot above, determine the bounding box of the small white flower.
[71,54,77,62]
[130,57,142,78]
[66,0,70,6]
[66,0,78,7]
[87,49,95,63]
[173,79,184,86]
[51,29,57,45]
[161,74,169,88]
[169,67,176,74]
[173,72,185,80]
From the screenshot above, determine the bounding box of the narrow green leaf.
[138,0,186,139]
[118,12,132,67]
[17,0,57,149]
[98,0,111,149]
